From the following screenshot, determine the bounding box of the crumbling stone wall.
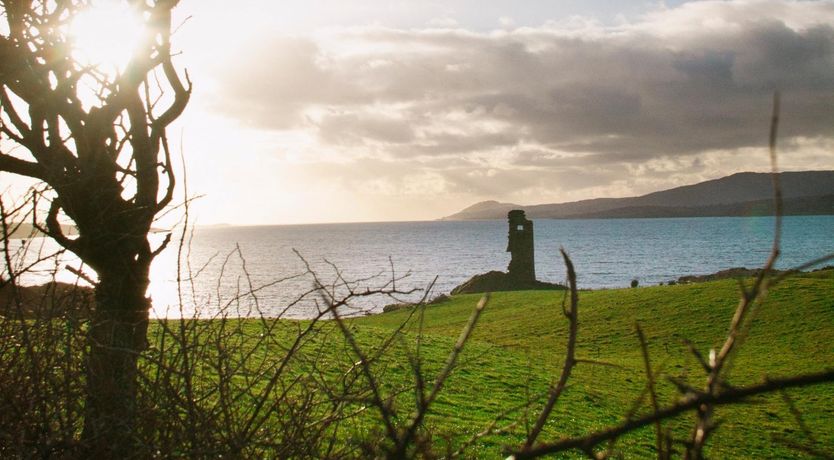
[507,210,535,283]
[450,209,563,294]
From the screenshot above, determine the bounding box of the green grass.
[8,269,830,457]
[344,269,834,458]
[137,270,834,457]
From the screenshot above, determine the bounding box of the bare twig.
[524,248,579,449]
[509,369,834,459]
[636,323,664,459]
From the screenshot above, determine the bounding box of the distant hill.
[5,223,78,239]
[442,171,834,220]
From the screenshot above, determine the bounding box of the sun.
[69,1,146,73]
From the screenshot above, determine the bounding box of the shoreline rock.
[380,266,832,314]
[675,265,832,284]
[450,270,565,295]
[382,293,451,313]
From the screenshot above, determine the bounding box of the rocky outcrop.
[450,271,564,295]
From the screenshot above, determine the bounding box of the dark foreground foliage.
[2,251,833,458]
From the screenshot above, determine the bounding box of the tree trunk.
[81,269,151,458]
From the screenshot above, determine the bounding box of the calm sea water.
[12,216,834,318]
[142,215,834,318]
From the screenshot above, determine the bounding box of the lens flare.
[69,2,145,73]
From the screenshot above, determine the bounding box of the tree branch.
[524,248,579,448]
[509,369,834,459]
[0,151,44,179]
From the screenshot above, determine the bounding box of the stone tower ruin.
[506,210,535,283]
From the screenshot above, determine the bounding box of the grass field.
[341,269,834,458]
[4,268,832,457]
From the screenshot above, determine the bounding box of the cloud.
[212,0,834,208]
[316,111,416,146]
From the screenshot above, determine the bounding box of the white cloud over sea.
[172,0,834,223]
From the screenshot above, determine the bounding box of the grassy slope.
[351,270,834,458]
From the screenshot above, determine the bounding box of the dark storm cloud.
[215,0,834,189]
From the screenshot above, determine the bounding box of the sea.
[10,216,834,318]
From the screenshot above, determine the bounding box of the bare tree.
[0,0,190,455]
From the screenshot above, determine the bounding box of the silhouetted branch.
[687,92,784,458]
[509,369,834,459]
[393,293,489,457]
[636,323,664,459]
[524,248,578,449]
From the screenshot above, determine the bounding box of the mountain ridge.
[442,171,834,220]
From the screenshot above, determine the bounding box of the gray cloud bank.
[214,0,834,204]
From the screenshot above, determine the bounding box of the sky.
[7,0,834,225]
